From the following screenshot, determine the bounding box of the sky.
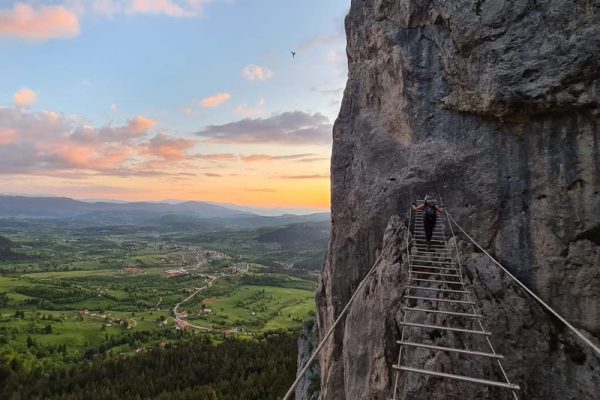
[0,0,349,211]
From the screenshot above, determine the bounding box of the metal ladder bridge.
[391,199,520,399]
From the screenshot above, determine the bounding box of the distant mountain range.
[0,196,250,219]
[0,196,330,229]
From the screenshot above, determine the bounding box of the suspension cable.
[445,211,600,357]
[281,221,405,400]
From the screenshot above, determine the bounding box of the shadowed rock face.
[316,1,600,398]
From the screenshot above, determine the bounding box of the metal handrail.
[442,207,518,399]
[445,210,600,357]
[281,217,405,400]
[391,205,413,399]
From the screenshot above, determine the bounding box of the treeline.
[0,332,298,400]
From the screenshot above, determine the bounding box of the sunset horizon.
[1,0,347,210]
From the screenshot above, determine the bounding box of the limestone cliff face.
[316,1,600,398]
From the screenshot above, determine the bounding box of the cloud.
[242,64,273,81]
[279,174,329,179]
[0,128,17,145]
[235,103,262,117]
[70,115,156,143]
[204,172,221,177]
[143,133,196,161]
[194,153,238,161]
[240,153,315,162]
[235,97,265,117]
[14,88,37,107]
[201,92,231,108]
[92,0,124,16]
[130,0,215,17]
[195,111,332,145]
[127,116,157,135]
[131,0,191,16]
[90,0,218,18]
[297,156,328,163]
[0,3,79,41]
[0,107,190,177]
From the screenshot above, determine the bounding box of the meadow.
[0,217,319,379]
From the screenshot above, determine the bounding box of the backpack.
[424,203,437,222]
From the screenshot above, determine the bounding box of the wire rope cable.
[445,211,600,357]
[281,220,406,400]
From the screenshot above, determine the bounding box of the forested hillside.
[0,332,297,400]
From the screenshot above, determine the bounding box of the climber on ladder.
[412,197,445,250]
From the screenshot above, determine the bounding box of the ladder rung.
[399,321,491,335]
[410,265,459,272]
[392,365,519,390]
[410,259,455,265]
[411,271,461,278]
[405,286,469,294]
[409,278,463,285]
[411,256,453,260]
[415,241,445,246]
[410,255,454,262]
[402,307,481,318]
[415,234,445,238]
[404,295,475,305]
[396,341,504,359]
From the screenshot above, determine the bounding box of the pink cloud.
[241,153,315,162]
[127,116,156,136]
[201,92,231,108]
[195,153,238,161]
[14,88,37,107]
[92,0,216,17]
[131,0,192,17]
[242,64,273,81]
[43,144,135,170]
[0,128,17,145]
[0,107,192,177]
[0,3,79,41]
[143,133,196,161]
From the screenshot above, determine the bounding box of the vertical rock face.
[317,1,600,398]
[296,318,321,400]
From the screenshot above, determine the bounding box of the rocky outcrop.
[296,318,321,400]
[317,1,600,399]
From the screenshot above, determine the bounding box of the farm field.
[0,217,320,380]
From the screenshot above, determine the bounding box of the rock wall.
[337,217,599,399]
[296,318,321,400]
[316,1,600,398]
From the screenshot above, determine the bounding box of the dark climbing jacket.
[424,203,437,223]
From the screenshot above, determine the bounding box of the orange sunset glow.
[1,1,346,212]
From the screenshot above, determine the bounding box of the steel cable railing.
[445,211,600,357]
[281,217,406,400]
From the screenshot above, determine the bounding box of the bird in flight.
[291,51,296,58]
